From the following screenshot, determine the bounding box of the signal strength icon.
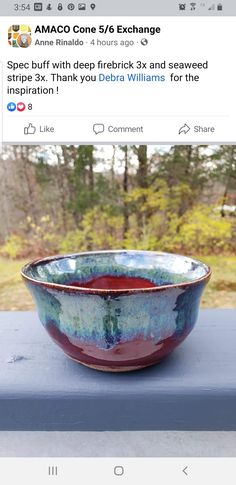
[208,3,215,9]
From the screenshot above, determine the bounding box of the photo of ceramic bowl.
[21,250,211,372]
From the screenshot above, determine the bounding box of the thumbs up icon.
[24,123,36,135]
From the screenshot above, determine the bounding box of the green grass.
[0,258,34,311]
[0,255,235,310]
[197,255,236,308]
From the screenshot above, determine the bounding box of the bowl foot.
[67,354,154,372]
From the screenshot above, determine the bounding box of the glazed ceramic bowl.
[21,250,211,372]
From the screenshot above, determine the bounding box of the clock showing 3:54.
[14,4,31,11]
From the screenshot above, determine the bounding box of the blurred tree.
[120,145,129,239]
[0,144,235,257]
[210,145,236,217]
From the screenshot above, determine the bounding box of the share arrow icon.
[179,123,191,135]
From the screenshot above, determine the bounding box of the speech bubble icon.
[93,123,105,134]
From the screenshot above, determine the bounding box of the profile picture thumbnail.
[8,25,32,48]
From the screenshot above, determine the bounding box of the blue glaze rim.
[21,249,212,295]
[21,250,211,295]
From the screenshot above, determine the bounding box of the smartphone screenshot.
[0,0,236,483]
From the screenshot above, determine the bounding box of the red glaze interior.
[67,275,156,290]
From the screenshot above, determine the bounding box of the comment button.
[93,123,105,135]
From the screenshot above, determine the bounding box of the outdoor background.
[0,144,235,310]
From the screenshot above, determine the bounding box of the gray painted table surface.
[0,310,235,431]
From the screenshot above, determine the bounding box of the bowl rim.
[21,250,211,295]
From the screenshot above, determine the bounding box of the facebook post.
[0,1,236,484]
[1,10,236,143]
